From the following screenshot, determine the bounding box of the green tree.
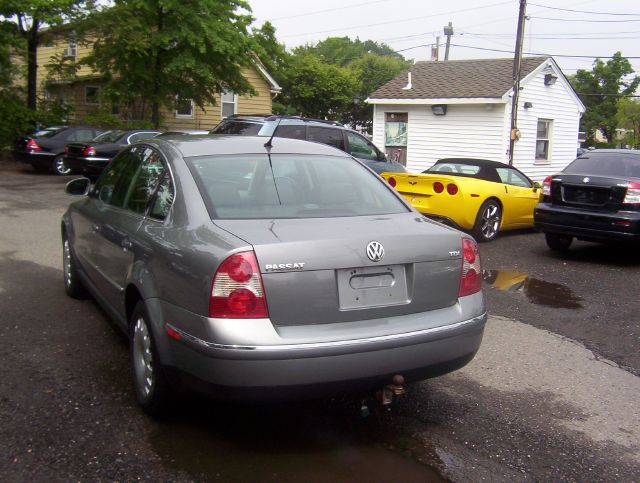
[278,54,357,119]
[0,0,94,110]
[616,98,640,148]
[84,0,257,128]
[294,36,404,67]
[571,52,640,146]
[251,21,288,84]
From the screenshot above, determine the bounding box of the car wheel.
[62,234,88,299]
[473,199,502,242]
[53,155,71,175]
[130,301,172,417]
[545,233,573,252]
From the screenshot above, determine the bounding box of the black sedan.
[534,149,640,251]
[12,126,104,175]
[64,129,160,179]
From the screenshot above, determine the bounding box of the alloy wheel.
[63,239,72,288]
[480,204,500,239]
[54,156,71,175]
[132,317,155,401]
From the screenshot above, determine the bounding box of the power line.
[279,1,512,38]
[271,0,393,21]
[531,16,640,23]
[460,30,640,38]
[528,3,640,17]
[576,93,640,98]
[448,43,640,59]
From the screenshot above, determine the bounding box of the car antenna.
[264,117,283,148]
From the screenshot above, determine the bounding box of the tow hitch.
[360,375,406,417]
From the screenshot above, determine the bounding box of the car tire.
[545,233,573,252]
[53,155,71,175]
[130,301,172,417]
[62,234,88,299]
[472,199,502,242]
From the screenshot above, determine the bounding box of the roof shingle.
[369,57,548,100]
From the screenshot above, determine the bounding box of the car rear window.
[186,154,408,219]
[33,127,67,138]
[93,130,127,143]
[211,121,263,135]
[426,163,481,175]
[564,153,640,178]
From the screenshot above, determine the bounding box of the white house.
[366,57,585,181]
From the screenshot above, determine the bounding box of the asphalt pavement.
[1,166,638,481]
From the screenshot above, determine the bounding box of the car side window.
[109,148,145,208]
[93,148,138,204]
[274,125,306,140]
[308,126,346,152]
[128,132,158,144]
[346,132,378,160]
[67,129,95,142]
[148,174,175,221]
[123,147,166,214]
[496,167,532,187]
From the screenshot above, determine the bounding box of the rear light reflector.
[459,238,481,297]
[26,139,42,151]
[433,181,444,193]
[623,181,640,204]
[64,146,69,154]
[387,177,397,188]
[542,175,553,197]
[209,251,269,319]
[447,183,458,195]
[82,147,97,157]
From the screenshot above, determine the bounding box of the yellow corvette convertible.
[382,158,541,242]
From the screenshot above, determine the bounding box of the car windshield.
[211,121,263,135]
[563,153,640,178]
[426,162,481,175]
[32,127,66,138]
[186,154,408,219]
[92,130,127,143]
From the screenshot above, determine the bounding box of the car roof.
[579,149,640,156]
[218,114,345,129]
[152,134,352,158]
[435,158,511,168]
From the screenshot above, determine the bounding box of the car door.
[496,167,539,226]
[345,131,393,173]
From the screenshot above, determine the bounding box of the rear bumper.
[155,296,487,400]
[534,203,640,242]
[12,150,56,167]
[63,155,111,174]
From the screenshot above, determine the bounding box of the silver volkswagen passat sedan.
[61,135,487,416]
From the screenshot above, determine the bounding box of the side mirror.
[65,177,91,196]
[532,181,541,192]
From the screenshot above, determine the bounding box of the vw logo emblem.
[583,177,590,183]
[366,241,385,262]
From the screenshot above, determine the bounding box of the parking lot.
[1,166,639,481]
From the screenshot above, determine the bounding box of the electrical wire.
[447,43,640,59]
[528,3,640,17]
[531,16,640,23]
[271,0,393,21]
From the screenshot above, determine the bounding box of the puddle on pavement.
[149,399,444,482]
[482,269,582,309]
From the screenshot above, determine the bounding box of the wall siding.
[373,103,507,173]
[511,67,583,181]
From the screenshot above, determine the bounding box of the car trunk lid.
[214,213,464,326]
[549,174,630,212]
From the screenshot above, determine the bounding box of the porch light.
[431,104,447,116]
[544,74,558,86]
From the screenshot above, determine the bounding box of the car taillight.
[209,251,269,319]
[447,183,458,195]
[82,147,96,157]
[542,175,553,197]
[624,181,640,204]
[459,238,481,297]
[64,146,69,154]
[387,177,397,188]
[26,139,42,151]
[433,181,444,193]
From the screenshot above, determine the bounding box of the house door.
[385,112,408,166]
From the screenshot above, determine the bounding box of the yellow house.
[37,37,281,130]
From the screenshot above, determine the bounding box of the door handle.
[121,239,133,251]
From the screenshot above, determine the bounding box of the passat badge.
[366,241,385,262]
[265,262,305,272]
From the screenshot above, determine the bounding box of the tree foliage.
[84,0,258,128]
[616,98,640,148]
[0,0,95,109]
[571,52,640,145]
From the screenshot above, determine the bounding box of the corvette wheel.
[473,200,502,242]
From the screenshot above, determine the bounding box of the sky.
[247,0,640,77]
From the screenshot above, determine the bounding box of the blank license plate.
[336,265,409,310]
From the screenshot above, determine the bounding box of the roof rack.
[226,113,344,127]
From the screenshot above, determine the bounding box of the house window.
[63,38,77,59]
[221,89,236,118]
[175,96,193,117]
[85,86,100,105]
[536,119,552,161]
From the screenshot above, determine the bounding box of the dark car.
[62,134,485,416]
[534,149,640,251]
[64,129,161,179]
[210,114,407,174]
[13,126,104,175]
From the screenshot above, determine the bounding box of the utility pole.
[431,36,440,61]
[508,0,527,165]
[444,22,453,61]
